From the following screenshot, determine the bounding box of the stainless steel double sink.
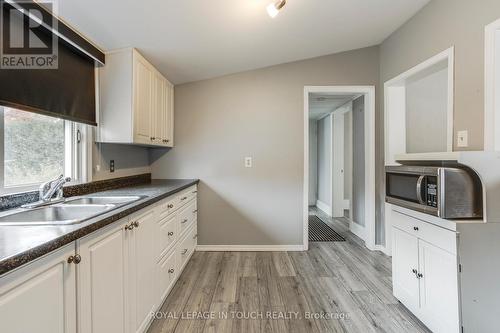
[0,196,146,226]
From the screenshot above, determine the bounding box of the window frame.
[0,106,92,195]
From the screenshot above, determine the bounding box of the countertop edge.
[0,179,199,276]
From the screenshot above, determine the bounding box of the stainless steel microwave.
[385,165,482,219]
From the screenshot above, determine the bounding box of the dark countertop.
[0,179,199,276]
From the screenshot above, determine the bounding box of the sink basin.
[64,196,144,206]
[0,204,114,226]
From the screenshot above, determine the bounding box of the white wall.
[317,114,332,210]
[308,119,318,206]
[92,142,151,181]
[405,67,448,153]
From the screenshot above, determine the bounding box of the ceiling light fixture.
[267,0,286,18]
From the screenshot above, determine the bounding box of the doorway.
[303,86,376,251]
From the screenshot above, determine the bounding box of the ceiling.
[58,0,430,84]
[309,94,356,120]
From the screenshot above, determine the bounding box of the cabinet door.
[78,222,128,333]
[0,244,76,333]
[129,210,157,333]
[164,82,174,147]
[133,53,153,144]
[152,73,166,146]
[418,240,460,333]
[392,226,420,313]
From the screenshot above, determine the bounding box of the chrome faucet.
[39,174,71,202]
[22,175,71,209]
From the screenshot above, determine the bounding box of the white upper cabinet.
[98,48,174,147]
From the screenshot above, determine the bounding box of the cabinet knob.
[68,254,82,264]
[181,249,188,255]
[168,268,175,274]
[413,226,419,231]
[150,137,155,141]
[168,231,174,236]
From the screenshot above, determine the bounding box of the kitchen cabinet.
[0,185,198,333]
[391,209,460,333]
[0,243,77,333]
[77,221,128,333]
[98,48,174,147]
[128,209,157,333]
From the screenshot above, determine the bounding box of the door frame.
[303,86,376,251]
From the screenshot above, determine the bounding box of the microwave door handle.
[416,176,426,205]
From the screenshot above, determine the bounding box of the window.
[0,106,90,194]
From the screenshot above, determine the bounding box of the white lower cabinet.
[128,209,157,333]
[77,221,128,333]
[0,244,77,333]
[392,210,459,333]
[0,184,198,333]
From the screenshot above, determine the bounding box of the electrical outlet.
[110,160,115,173]
[244,157,252,168]
[457,130,468,148]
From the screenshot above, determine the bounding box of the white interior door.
[332,112,344,217]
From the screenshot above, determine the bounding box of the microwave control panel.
[426,176,438,208]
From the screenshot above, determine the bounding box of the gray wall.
[308,120,318,206]
[92,143,151,181]
[352,96,365,226]
[151,47,380,246]
[405,67,448,153]
[317,115,331,208]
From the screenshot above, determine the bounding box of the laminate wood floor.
[147,209,431,333]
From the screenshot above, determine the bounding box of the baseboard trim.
[349,220,366,240]
[196,245,305,252]
[316,200,332,216]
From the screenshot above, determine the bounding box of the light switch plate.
[244,157,253,168]
[457,130,468,148]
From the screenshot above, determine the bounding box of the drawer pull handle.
[181,219,188,224]
[133,221,140,228]
[68,254,81,264]
[192,191,197,194]
[125,223,134,231]
[417,273,424,279]
[168,231,174,236]
[168,268,175,274]
[193,234,198,239]
[181,249,188,255]
[411,268,418,277]
[413,226,419,231]
[181,196,188,201]
[193,209,198,213]
[167,204,174,209]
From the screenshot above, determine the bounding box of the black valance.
[0,0,105,126]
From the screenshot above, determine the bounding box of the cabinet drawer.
[177,225,197,271]
[157,248,177,304]
[178,200,197,236]
[392,210,457,255]
[177,186,197,208]
[158,197,180,220]
[156,214,178,260]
